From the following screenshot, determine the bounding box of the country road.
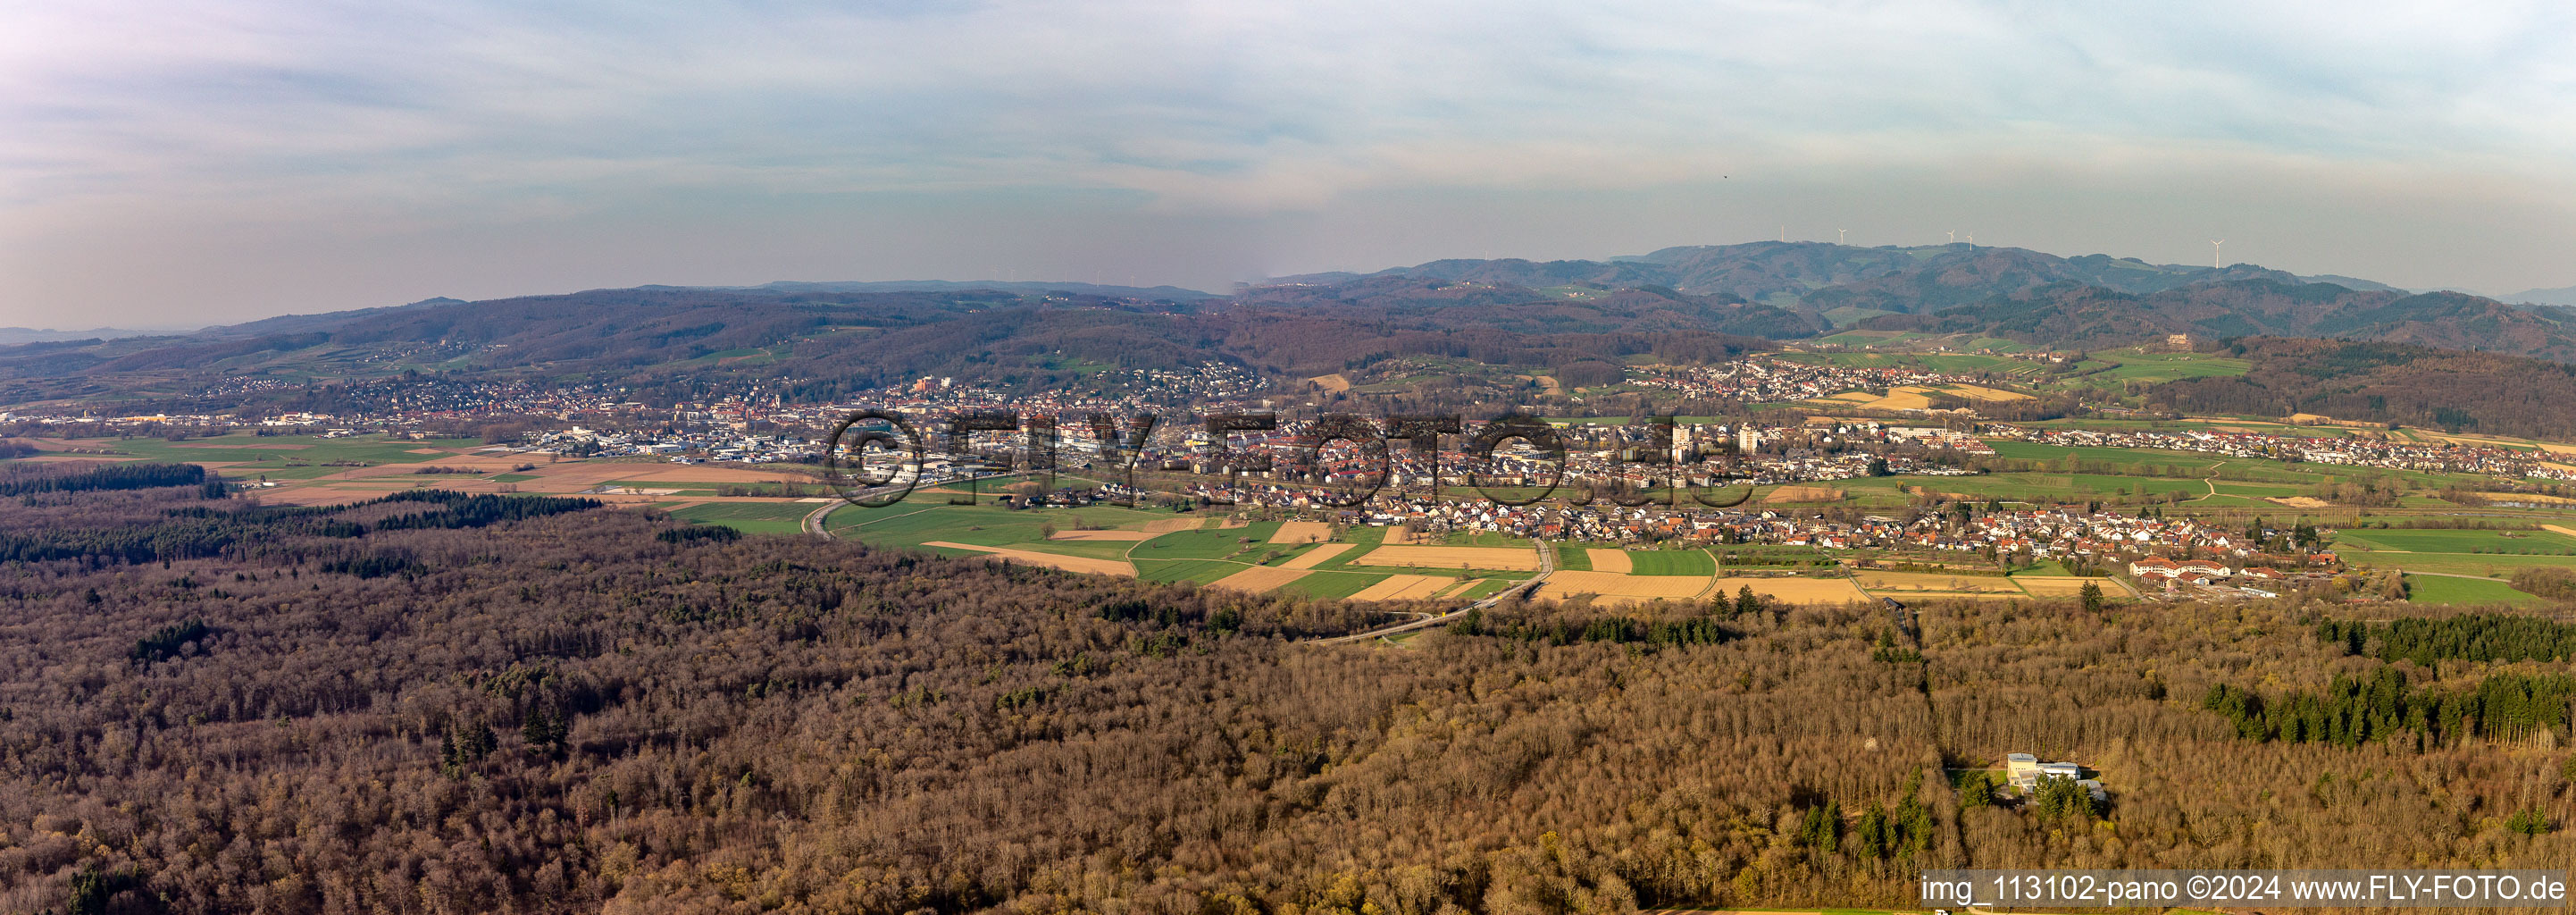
[1310,538,1559,645]
[803,472,1026,539]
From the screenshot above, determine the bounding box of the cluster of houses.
[2127,557,2299,598]
[1990,424,2573,483]
[1626,356,2005,407]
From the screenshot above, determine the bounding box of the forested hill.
[5,457,2572,913]
[2152,338,2576,441]
[0,281,1777,410]
[1861,281,2576,361]
[5,241,2576,413]
[1271,242,2356,315]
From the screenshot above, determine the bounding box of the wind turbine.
[1945,231,1956,244]
[2209,239,2225,269]
[1779,225,1786,243]
[1963,233,1974,247]
[1836,229,1849,244]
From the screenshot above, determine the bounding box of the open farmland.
[1353,545,1543,572]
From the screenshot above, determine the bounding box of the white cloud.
[3,0,2574,322]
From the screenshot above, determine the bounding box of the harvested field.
[2496,493,2576,506]
[1355,545,1541,571]
[1869,388,1936,410]
[1282,542,1356,569]
[1216,518,1250,529]
[1763,485,1844,503]
[1539,571,1709,605]
[1586,549,1633,574]
[2545,525,2576,539]
[1141,517,1206,533]
[2266,496,2333,508]
[1383,526,1424,545]
[1713,576,1870,605]
[1271,521,1334,544]
[1307,374,1351,392]
[2011,576,2112,597]
[1350,575,1451,600]
[1048,530,1158,541]
[919,541,1137,576]
[1208,566,1310,592]
[1939,384,2031,402]
[1854,570,2020,593]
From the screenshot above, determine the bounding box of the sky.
[4,0,2575,328]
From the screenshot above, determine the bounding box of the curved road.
[804,471,1027,539]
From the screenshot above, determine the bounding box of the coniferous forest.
[0,465,2572,914]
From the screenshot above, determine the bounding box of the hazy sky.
[5,1,2575,327]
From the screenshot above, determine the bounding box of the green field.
[828,501,1172,552]
[1277,571,1394,600]
[2344,551,2576,577]
[2067,350,2254,386]
[665,501,815,535]
[1130,522,1284,561]
[2405,575,2540,605]
[2334,528,2576,555]
[20,432,495,480]
[1626,550,1718,575]
[1453,579,1518,600]
[1136,558,1243,585]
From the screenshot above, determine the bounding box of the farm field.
[2404,575,2540,605]
[1852,570,2021,594]
[2332,527,2576,555]
[2062,350,2254,387]
[1536,571,1712,605]
[664,501,813,534]
[1351,545,1542,572]
[1624,549,1718,575]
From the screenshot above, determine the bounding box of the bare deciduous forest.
[0,465,2570,914]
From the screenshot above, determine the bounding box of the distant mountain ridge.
[1263,242,2576,360]
[1861,280,2576,362]
[4,242,2574,414]
[2505,285,2576,307]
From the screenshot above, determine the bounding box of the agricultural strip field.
[1270,521,1334,544]
[1536,571,1710,606]
[1625,550,1718,575]
[2008,576,2111,597]
[1350,575,1452,600]
[1352,545,1541,572]
[919,541,1137,576]
[1208,566,1311,592]
[1047,530,1158,541]
[1276,572,1394,600]
[1281,543,1356,568]
[1709,576,1871,605]
[1852,570,2022,594]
